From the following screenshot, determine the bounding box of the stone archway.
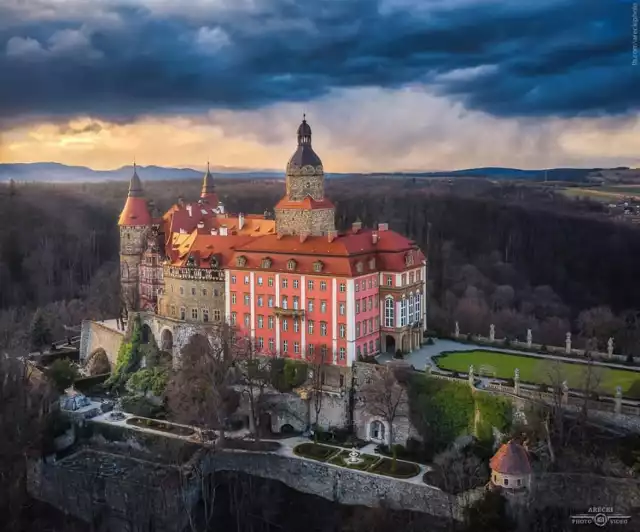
[85,348,111,375]
[161,329,174,351]
[385,335,396,354]
[367,418,390,445]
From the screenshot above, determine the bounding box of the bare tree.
[358,364,408,448]
[233,334,274,440]
[166,325,239,449]
[307,345,329,440]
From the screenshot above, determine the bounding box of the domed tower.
[274,116,336,236]
[118,164,151,311]
[201,161,219,205]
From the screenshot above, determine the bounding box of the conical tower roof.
[201,161,219,204]
[118,163,152,226]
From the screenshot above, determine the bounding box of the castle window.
[257,295,264,307]
[258,315,264,328]
[308,299,314,312]
[214,310,221,321]
[268,296,274,307]
[339,303,345,315]
[244,314,250,327]
[282,296,288,309]
[202,288,207,296]
[308,320,314,334]
[257,276,263,286]
[268,316,274,329]
[244,294,250,305]
[320,281,327,291]
[369,258,376,270]
[180,307,186,320]
[192,308,198,320]
[269,338,275,351]
[282,277,288,289]
[231,275,237,284]
[282,319,288,332]
[308,344,315,356]
[409,272,415,284]
[191,287,196,296]
[202,309,209,322]
[517,479,521,487]
[320,322,327,336]
[231,292,236,304]
[405,252,414,266]
[231,312,237,325]
[356,322,360,338]
[313,261,323,273]
[417,270,421,281]
[308,280,314,290]
[339,283,346,292]
[504,478,509,486]
[293,319,299,333]
[244,275,249,285]
[293,296,299,310]
[236,255,247,267]
[355,262,363,273]
[293,279,299,289]
[261,257,272,268]
[268,277,274,287]
[320,300,327,313]
[287,259,297,271]
[214,289,220,297]
[258,337,264,349]
[283,340,288,353]
[339,324,346,338]
[294,342,300,354]
[339,348,345,360]
[384,297,394,328]
[386,275,393,287]
[171,305,176,317]
[368,279,373,289]
[180,287,184,295]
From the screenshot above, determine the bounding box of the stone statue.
[616,385,623,398]
[607,337,614,357]
[565,332,572,354]
[526,329,532,348]
[489,324,495,342]
[468,365,475,387]
[514,368,520,381]
[454,321,460,339]
[514,368,521,395]
[615,385,623,414]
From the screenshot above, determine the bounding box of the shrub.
[47,358,79,392]
[106,315,144,390]
[540,344,548,353]
[121,395,164,419]
[503,338,512,347]
[426,338,435,345]
[394,349,403,359]
[126,367,168,396]
[626,354,635,365]
[466,333,473,342]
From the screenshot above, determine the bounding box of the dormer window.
[261,257,272,269]
[287,259,297,271]
[210,255,219,268]
[313,261,323,273]
[368,258,376,270]
[187,255,196,267]
[405,252,414,266]
[236,255,247,267]
[355,261,363,273]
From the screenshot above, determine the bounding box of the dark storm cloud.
[0,0,637,123]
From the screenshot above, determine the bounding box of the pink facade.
[352,273,381,359]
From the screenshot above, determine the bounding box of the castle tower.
[118,164,151,311]
[490,439,532,493]
[201,161,219,205]
[274,116,336,236]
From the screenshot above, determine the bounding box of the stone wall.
[201,450,459,520]
[159,275,225,323]
[80,320,125,367]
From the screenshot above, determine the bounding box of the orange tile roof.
[490,440,531,475]
[174,234,257,268]
[118,197,152,226]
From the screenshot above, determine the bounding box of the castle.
[116,117,427,366]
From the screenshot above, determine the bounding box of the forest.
[0,175,638,356]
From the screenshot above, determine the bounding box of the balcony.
[273,307,306,319]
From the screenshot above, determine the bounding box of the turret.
[119,164,151,311]
[201,162,219,205]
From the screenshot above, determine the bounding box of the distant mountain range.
[0,162,636,184]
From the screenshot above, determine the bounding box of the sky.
[0,0,638,172]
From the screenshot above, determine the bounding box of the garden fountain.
[346,448,363,465]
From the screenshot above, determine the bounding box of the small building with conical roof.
[490,439,532,492]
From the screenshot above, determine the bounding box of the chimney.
[210,228,218,235]
[217,201,225,214]
[197,222,205,229]
[220,225,228,236]
[238,213,245,230]
[352,220,362,233]
[178,196,185,208]
[378,223,388,232]
[372,232,379,244]
[186,205,193,217]
[327,230,338,243]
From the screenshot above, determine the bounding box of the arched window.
[415,292,421,322]
[400,297,408,326]
[384,297,394,328]
[408,294,415,324]
[370,420,386,442]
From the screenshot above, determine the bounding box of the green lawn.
[435,350,640,398]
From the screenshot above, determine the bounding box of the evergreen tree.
[29,308,52,353]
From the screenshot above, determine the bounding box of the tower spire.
[201,160,218,203]
[128,161,143,198]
